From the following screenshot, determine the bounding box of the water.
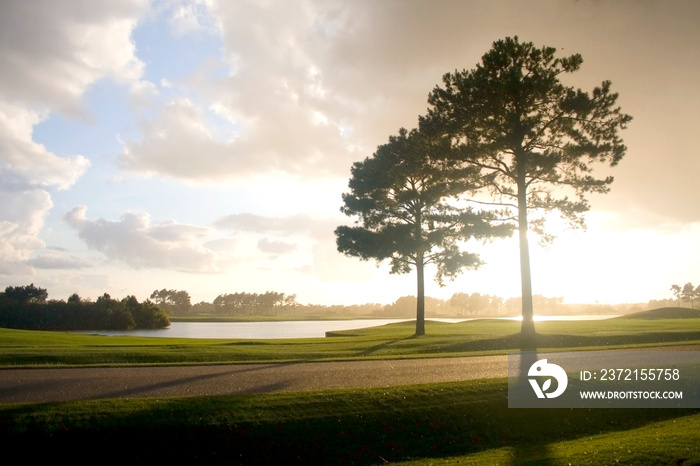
[77,315,620,339]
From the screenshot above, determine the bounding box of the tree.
[95,293,136,330]
[283,294,298,315]
[421,36,632,341]
[3,283,48,304]
[335,127,512,336]
[671,284,682,307]
[123,296,170,329]
[150,289,192,314]
[448,292,494,316]
[681,283,698,309]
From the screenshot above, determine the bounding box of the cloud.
[258,238,297,255]
[64,206,226,273]
[214,212,336,238]
[0,1,151,277]
[0,101,90,190]
[26,249,93,270]
[0,101,88,276]
[0,190,52,272]
[215,211,373,281]
[114,2,359,182]
[0,98,87,273]
[0,101,88,277]
[115,1,578,183]
[118,1,567,184]
[119,98,245,180]
[167,0,220,36]
[118,91,355,182]
[0,0,150,115]
[112,0,700,228]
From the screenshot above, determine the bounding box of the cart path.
[2,345,698,404]
[0,356,508,404]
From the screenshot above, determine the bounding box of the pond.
[77,315,620,339]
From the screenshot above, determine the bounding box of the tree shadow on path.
[509,337,556,465]
[357,335,418,357]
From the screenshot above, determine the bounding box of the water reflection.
[75,315,619,340]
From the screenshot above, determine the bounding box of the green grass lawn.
[0,314,699,367]
[2,378,698,465]
[1,310,699,464]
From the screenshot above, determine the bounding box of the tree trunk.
[415,251,426,336]
[516,157,536,343]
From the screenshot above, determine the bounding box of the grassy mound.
[617,307,700,320]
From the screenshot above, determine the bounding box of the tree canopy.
[3,283,48,304]
[421,36,632,340]
[150,288,192,314]
[0,286,169,331]
[671,282,700,309]
[336,127,511,335]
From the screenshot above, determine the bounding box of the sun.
[526,212,626,304]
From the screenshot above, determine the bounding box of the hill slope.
[617,307,700,319]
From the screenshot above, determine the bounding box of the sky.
[1,0,699,308]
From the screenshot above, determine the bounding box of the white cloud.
[167,0,219,35]
[0,1,154,277]
[26,249,93,270]
[0,101,89,276]
[0,190,52,274]
[0,0,150,115]
[258,238,297,255]
[118,88,355,181]
[112,0,700,226]
[0,101,90,190]
[117,2,365,181]
[215,211,374,281]
[64,205,226,273]
[214,212,334,238]
[119,1,605,183]
[119,98,245,180]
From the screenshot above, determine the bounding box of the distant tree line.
[152,289,299,316]
[375,294,617,318]
[0,284,169,331]
[150,287,634,319]
[212,291,297,316]
[670,282,700,309]
[150,289,193,314]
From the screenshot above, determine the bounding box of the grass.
[395,413,700,465]
[616,307,700,320]
[2,310,699,464]
[1,315,699,367]
[1,378,698,464]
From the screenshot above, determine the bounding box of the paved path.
[3,345,697,404]
[0,356,508,404]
